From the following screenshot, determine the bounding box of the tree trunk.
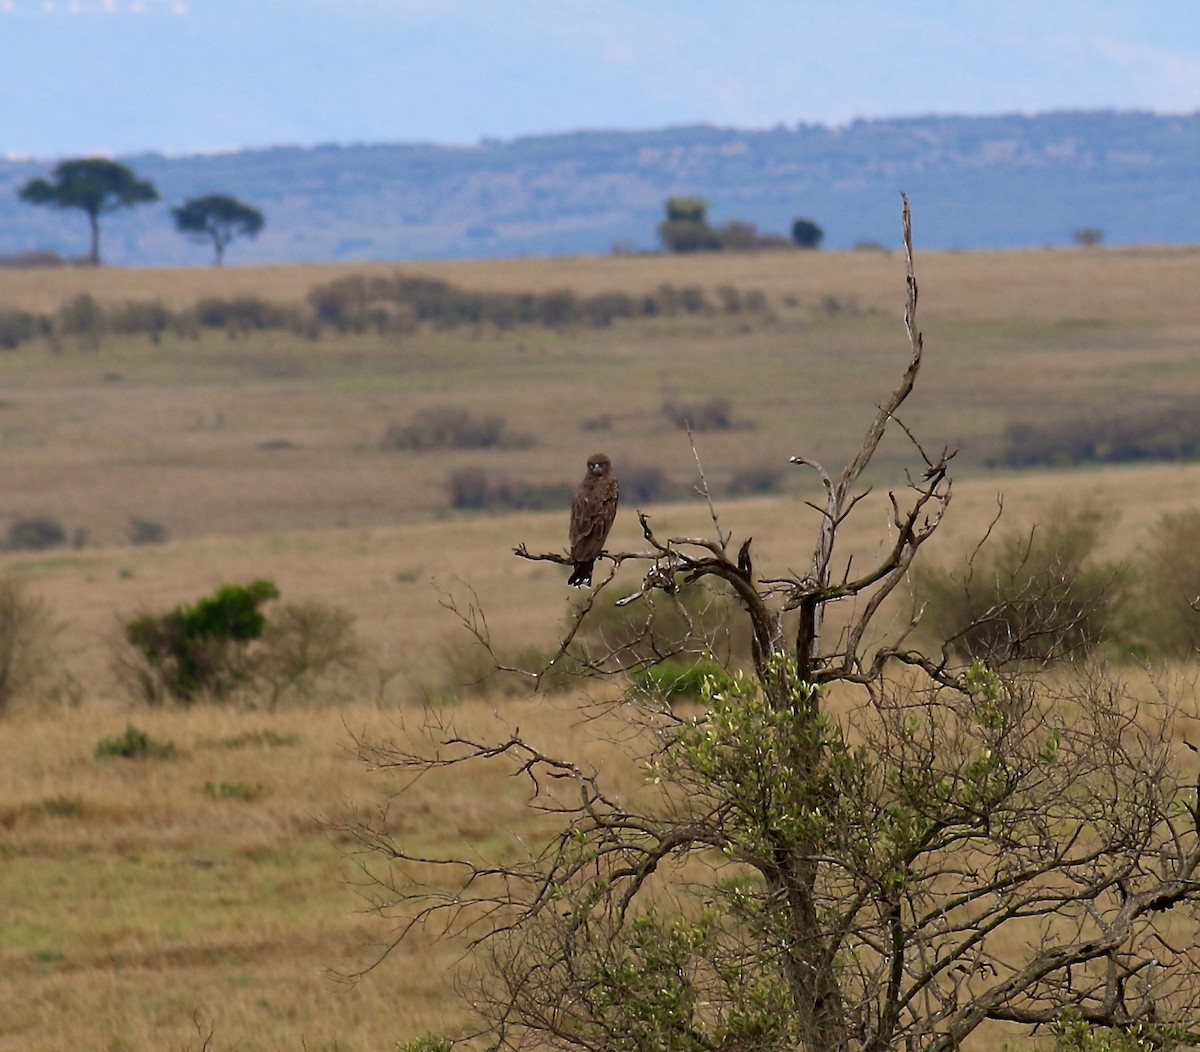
[87,209,101,265]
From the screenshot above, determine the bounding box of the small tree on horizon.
[172,194,265,266]
[659,195,720,252]
[792,216,825,248]
[17,157,158,265]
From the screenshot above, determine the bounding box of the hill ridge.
[1,110,1197,265]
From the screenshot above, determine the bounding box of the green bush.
[1047,1015,1188,1051]
[95,724,177,760]
[913,503,1126,663]
[123,579,280,703]
[628,656,736,701]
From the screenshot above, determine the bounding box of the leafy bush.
[94,724,177,760]
[1048,1015,1188,1052]
[6,517,67,550]
[122,579,280,703]
[628,656,736,701]
[914,504,1126,663]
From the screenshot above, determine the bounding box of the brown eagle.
[568,452,619,587]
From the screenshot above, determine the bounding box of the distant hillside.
[2,110,1197,266]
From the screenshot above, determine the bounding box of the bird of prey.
[568,452,619,587]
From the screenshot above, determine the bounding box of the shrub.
[57,293,105,344]
[576,581,755,673]
[6,517,67,550]
[0,308,48,349]
[727,463,784,496]
[107,300,171,340]
[1049,1015,1188,1051]
[447,467,492,510]
[0,578,64,715]
[913,503,1126,663]
[1131,509,1200,658]
[122,579,280,703]
[446,468,572,512]
[192,296,292,332]
[254,600,362,709]
[661,396,734,432]
[127,517,168,545]
[94,724,177,760]
[201,780,265,801]
[619,464,671,504]
[627,656,737,701]
[440,635,583,698]
[994,405,1200,468]
[382,406,522,451]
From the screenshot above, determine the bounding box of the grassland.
[3,244,1200,1049]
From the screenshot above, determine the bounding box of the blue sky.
[4,0,1200,159]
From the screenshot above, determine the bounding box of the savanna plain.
[3,241,1200,1050]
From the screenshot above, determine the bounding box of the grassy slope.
[2,245,1200,1048]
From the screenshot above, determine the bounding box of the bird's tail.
[568,560,595,587]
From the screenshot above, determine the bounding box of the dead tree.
[346,198,1200,1052]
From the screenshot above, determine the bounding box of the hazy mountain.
[2,110,1197,266]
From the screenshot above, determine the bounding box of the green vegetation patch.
[94,724,179,761]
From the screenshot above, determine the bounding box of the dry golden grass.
[0,694,648,1051]
[3,245,1200,1048]
[1,246,1198,554]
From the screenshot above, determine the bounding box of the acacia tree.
[792,217,825,248]
[18,157,158,265]
[171,194,265,265]
[348,199,1200,1052]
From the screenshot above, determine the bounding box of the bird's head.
[587,453,612,476]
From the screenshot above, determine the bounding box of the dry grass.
[1,247,1198,551]
[0,695,641,1051]
[3,245,1200,1048]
